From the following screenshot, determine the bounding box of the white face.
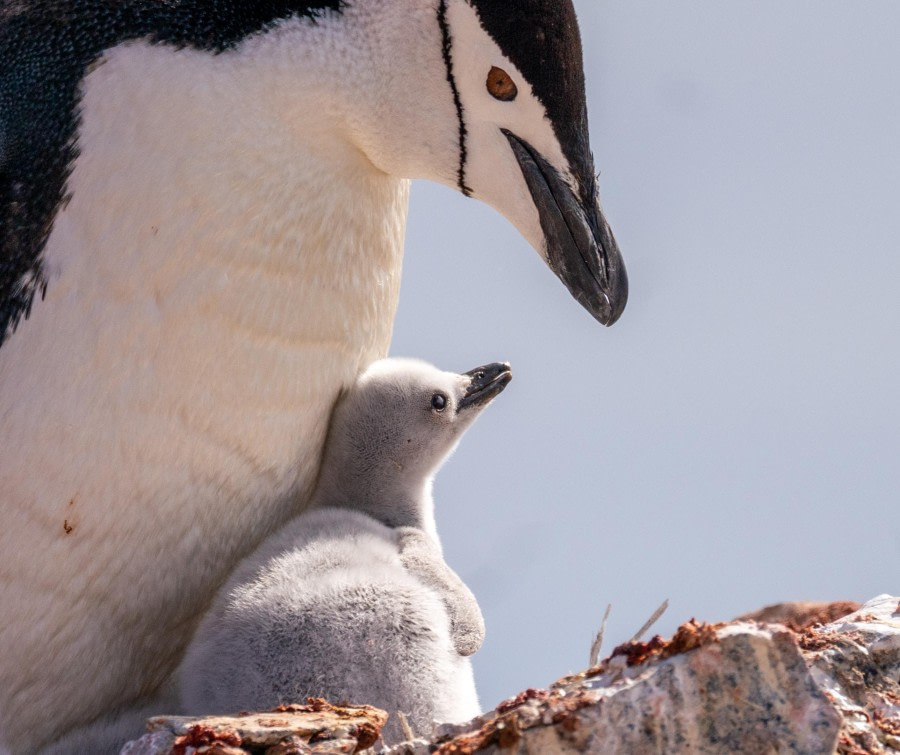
[345,0,627,325]
[444,0,574,261]
[352,0,568,260]
[348,358,509,478]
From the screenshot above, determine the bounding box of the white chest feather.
[0,38,407,750]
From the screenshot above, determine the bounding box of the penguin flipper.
[396,526,485,657]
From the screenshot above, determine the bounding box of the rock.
[420,624,840,754]
[119,699,387,754]
[392,594,898,755]
[737,600,862,630]
[800,595,900,754]
[120,730,177,755]
[121,596,900,755]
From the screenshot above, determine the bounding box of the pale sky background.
[391,1,900,709]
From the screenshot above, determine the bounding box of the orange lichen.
[171,724,241,755]
[496,688,550,715]
[610,619,721,668]
[739,601,861,631]
[796,629,864,653]
[836,732,870,755]
[874,710,900,737]
[434,688,598,754]
[610,635,667,667]
[662,619,721,659]
[350,722,381,752]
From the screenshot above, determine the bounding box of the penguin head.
[347,0,627,326]
[317,358,511,513]
[0,0,624,341]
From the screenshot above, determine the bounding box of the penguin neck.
[311,469,440,543]
[46,34,409,326]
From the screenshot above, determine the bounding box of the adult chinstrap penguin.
[1,2,623,751]
[177,358,511,744]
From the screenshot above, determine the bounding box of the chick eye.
[431,393,447,412]
[486,66,518,101]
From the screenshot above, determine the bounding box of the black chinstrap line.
[437,0,472,197]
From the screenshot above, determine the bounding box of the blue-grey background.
[391,1,900,709]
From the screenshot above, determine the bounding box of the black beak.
[458,362,512,412]
[503,130,628,326]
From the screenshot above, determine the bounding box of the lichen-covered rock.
[419,623,841,754]
[119,699,386,754]
[737,600,862,630]
[121,595,899,755]
[800,594,900,754]
[393,594,898,755]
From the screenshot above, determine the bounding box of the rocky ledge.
[123,594,899,755]
[120,700,386,754]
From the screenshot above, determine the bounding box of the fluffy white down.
[178,508,480,744]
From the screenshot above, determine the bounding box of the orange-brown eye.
[486,66,517,102]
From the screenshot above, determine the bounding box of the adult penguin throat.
[504,131,627,326]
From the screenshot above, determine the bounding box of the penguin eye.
[486,66,518,102]
[431,393,448,412]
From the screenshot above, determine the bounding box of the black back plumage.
[0,0,343,345]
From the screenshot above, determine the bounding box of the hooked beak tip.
[505,129,628,327]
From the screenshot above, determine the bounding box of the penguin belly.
[0,41,408,752]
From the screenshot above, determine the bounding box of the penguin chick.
[177,358,512,743]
